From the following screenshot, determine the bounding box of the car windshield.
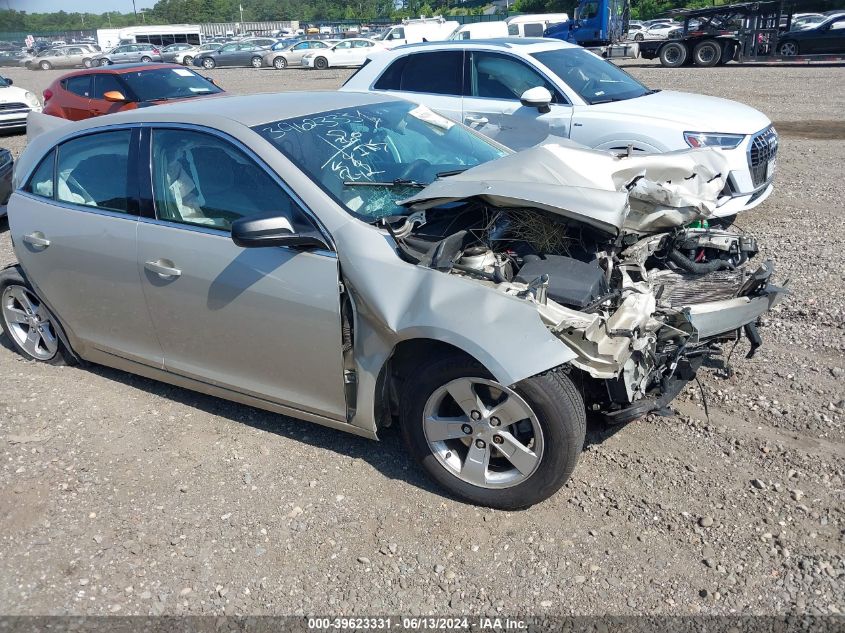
[120,67,223,101]
[253,101,508,220]
[532,47,650,105]
[0,76,9,87]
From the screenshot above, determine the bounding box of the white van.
[374,17,459,47]
[505,13,569,37]
[449,21,509,40]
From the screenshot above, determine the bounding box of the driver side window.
[470,52,561,102]
[151,129,311,232]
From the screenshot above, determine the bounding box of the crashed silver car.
[3,93,785,509]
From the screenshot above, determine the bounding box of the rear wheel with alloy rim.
[183,55,194,65]
[140,55,152,63]
[314,56,328,70]
[778,41,798,56]
[39,60,53,70]
[0,267,70,365]
[251,55,263,68]
[83,58,93,68]
[273,56,287,69]
[401,355,585,509]
[634,33,644,41]
[202,57,216,69]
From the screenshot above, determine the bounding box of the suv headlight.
[684,132,745,149]
[24,91,41,108]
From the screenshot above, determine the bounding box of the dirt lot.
[0,61,843,617]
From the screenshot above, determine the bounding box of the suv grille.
[748,126,778,188]
[0,102,29,112]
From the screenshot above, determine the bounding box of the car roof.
[52,63,193,80]
[69,91,400,128]
[390,37,579,53]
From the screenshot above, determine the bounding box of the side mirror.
[103,90,126,102]
[231,214,328,250]
[520,86,552,114]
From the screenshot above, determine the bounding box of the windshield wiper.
[343,178,427,188]
[435,168,469,178]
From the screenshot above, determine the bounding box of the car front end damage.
[392,142,787,422]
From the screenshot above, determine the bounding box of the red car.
[42,62,224,121]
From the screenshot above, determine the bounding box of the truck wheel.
[659,42,688,68]
[693,40,721,67]
[778,41,798,56]
[400,355,586,509]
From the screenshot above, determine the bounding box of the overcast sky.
[7,0,157,12]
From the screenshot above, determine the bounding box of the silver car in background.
[262,39,335,69]
[4,93,784,508]
[93,43,162,66]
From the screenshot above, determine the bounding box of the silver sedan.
[4,92,784,508]
[261,40,335,69]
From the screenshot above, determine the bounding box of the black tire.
[202,57,216,69]
[400,354,585,509]
[273,56,287,69]
[778,40,799,56]
[82,57,92,68]
[140,55,152,63]
[39,60,53,70]
[659,41,688,68]
[251,55,263,68]
[0,265,74,366]
[692,40,721,67]
[634,32,644,41]
[183,55,194,66]
[314,56,328,70]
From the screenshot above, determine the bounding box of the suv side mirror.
[520,86,553,114]
[231,214,328,250]
[103,90,127,102]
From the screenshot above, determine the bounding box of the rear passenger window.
[56,131,133,213]
[63,75,91,98]
[374,51,463,95]
[25,150,55,199]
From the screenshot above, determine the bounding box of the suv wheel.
[39,60,53,70]
[202,57,216,69]
[400,355,585,509]
[273,56,287,69]
[0,266,72,366]
[314,56,328,70]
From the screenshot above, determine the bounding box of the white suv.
[341,39,777,219]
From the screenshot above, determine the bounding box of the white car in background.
[342,39,778,220]
[0,75,41,131]
[302,38,385,69]
[643,22,681,39]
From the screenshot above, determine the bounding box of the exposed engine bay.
[383,145,786,422]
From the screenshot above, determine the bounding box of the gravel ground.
[0,61,843,618]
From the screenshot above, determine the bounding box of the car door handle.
[23,232,50,248]
[464,115,489,125]
[144,259,182,278]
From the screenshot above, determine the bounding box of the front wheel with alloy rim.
[659,41,688,67]
[314,56,328,70]
[202,57,216,69]
[778,41,798,56]
[251,56,263,68]
[400,355,585,509]
[273,56,287,69]
[0,267,70,366]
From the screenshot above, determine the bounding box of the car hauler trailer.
[638,0,845,67]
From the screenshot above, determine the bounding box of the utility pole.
[131,0,138,19]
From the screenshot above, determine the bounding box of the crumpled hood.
[585,90,771,135]
[401,141,731,235]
